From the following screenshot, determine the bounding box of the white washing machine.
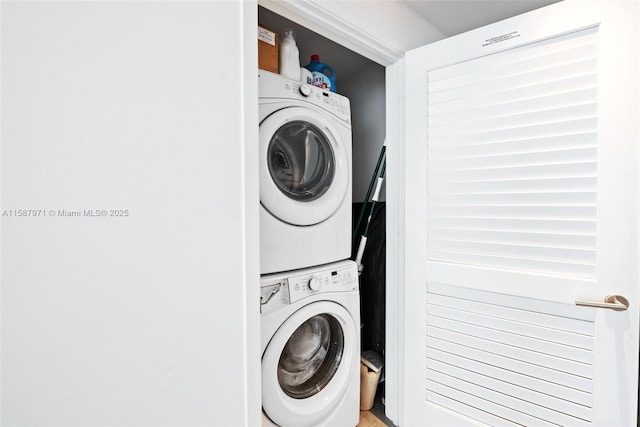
[260,260,360,427]
[259,70,352,275]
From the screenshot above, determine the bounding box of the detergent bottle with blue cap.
[304,54,336,92]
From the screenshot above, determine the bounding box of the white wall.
[1,1,260,425]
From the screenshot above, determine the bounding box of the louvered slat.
[429,191,596,205]
[429,58,597,105]
[428,282,594,321]
[429,103,598,138]
[430,148,597,172]
[426,26,598,279]
[429,217,596,234]
[429,240,594,264]
[425,27,598,425]
[429,74,598,116]
[427,347,594,407]
[427,292,594,335]
[429,228,595,246]
[427,369,591,426]
[427,376,560,426]
[429,132,597,158]
[427,284,596,424]
[429,88,598,127]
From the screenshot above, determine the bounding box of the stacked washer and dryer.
[259,70,360,427]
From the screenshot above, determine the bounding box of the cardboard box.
[258,25,278,73]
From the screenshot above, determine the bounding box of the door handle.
[575,294,629,311]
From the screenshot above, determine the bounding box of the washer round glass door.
[260,106,349,226]
[278,313,343,399]
[262,301,357,427]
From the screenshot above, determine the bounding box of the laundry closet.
[257,4,389,424]
[256,2,640,427]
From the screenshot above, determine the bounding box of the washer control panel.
[287,262,358,304]
[260,261,358,314]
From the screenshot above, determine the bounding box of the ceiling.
[404,0,561,36]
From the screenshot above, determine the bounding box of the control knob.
[308,276,321,292]
[299,84,312,97]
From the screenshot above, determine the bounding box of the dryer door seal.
[260,107,349,226]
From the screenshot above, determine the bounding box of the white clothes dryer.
[260,260,360,427]
[259,70,352,275]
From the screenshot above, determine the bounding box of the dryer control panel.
[259,70,351,125]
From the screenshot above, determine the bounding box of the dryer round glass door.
[260,107,349,226]
[268,121,334,203]
[262,301,357,427]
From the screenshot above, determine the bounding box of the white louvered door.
[402,1,639,426]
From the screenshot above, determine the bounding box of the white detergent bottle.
[279,28,300,80]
